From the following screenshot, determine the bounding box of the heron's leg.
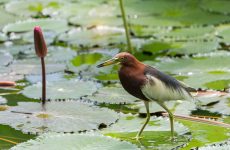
[158,102,174,141]
[135,101,150,140]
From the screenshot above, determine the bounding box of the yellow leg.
[135,101,150,140]
[158,102,174,141]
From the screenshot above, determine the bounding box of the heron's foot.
[131,136,143,141]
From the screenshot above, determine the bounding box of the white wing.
[141,74,191,102]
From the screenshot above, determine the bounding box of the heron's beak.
[97,57,120,68]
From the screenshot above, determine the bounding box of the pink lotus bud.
[0,81,16,87]
[34,26,47,57]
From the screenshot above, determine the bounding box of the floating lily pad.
[20,30,58,45]
[155,51,230,75]
[0,124,36,150]
[11,133,139,150]
[140,40,174,54]
[69,16,122,28]
[0,66,11,74]
[103,114,190,150]
[200,0,230,15]
[25,73,65,84]
[58,27,125,48]
[202,96,230,115]
[169,40,219,55]
[0,51,13,66]
[52,2,92,18]
[0,32,7,42]
[85,86,137,104]
[0,7,24,30]
[5,0,64,17]
[217,24,230,45]
[126,0,230,26]
[199,141,230,150]
[179,119,230,149]
[0,96,6,104]
[0,73,24,82]
[174,100,197,116]
[125,0,175,17]
[183,72,230,90]
[0,101,119,134]
[22,79,99,100]
[67,52,117,78]
[4,45,75,62]
[10,59,66,75]
[139,101,177,114]
[156,26,216,41]
[195,94,221,106]
[102,114,189,135]
[71,53,102,67]
[129,16,184,27]
[1,44,34,57]
[3,19,68,33]
[46,46,76,63]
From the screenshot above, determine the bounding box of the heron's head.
[97,52,138,68]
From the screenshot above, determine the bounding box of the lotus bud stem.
[34,26,47,105]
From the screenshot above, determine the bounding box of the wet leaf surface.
[11,133,140,150]
[85,86,138,104]
[22,79,99,100]
[0,101,119,134]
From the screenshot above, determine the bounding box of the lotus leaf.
[11,133,140,150]
[22,79,99,100]
[3,19,68,33]
[0,101,119,133]
[85,86,137,104]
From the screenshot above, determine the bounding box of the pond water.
[0,0,229,149]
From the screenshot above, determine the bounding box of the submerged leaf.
[0,101,119,134]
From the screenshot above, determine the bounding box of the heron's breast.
[118,68,148,100]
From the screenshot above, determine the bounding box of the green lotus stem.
[119,0,133,54]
